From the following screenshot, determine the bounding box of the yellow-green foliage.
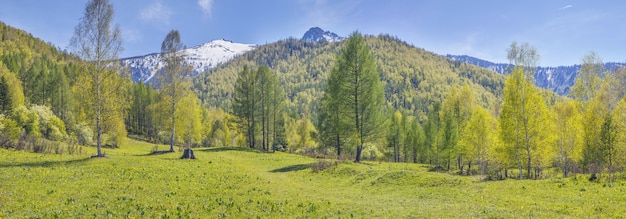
[174,93,203,147]
[0,63,25,110]
[2,139,626,218]
[31,105,67,141]
[193,35,505,121]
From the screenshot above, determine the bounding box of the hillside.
[1,139,624,218]
[0,21,84,130]
[193,35,506,121]
[447,55,626,95]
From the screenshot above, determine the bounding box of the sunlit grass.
[1,138,625,217]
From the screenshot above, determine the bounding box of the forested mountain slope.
[447,54,626,95]
[0,21,83,128]
[193,35,506,121]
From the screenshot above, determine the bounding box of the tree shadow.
[269,163,312,173]
[0,157,91,168]
[135,150,175,157]
[196,147,262,153]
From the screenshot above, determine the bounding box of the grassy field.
[1,139,626,218]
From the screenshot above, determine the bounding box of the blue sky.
[1,0,625,66]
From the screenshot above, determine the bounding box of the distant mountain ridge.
[301,27,344,42]
[121,39,255,83]
[447,55,626,95]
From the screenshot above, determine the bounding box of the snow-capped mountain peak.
[301,27,343,42]
[121,39,256,83]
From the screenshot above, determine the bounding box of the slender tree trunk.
[336,134,341,157]
[96,76,103,157]
[169,101,176,152]
[96,102,102,156]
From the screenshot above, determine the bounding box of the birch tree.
[70,0,126,157]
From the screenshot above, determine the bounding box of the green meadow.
[1,139,625,218]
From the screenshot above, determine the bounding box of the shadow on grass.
[0,157,91,168]
[196,147,263,153]
[135,150,175,157]
[269,163,312,173]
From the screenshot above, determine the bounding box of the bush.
[12,106,40,137]
[0,115,20,147]
[361,143,384,161]
[311,160,339,172]
[75,123,93,145]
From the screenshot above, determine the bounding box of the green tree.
[500,42,556,179]
[0,115,20,147]
[0,64,24,112]
[500,67,555,179]
[69,0,125,157]
[323,32,385,162]
[256,66,284,151]
[0,75,10,114]
[233,65,258,148]
[318,59,351,157]
[176,93,202,158]
[160,30,191,152]
[458,106,497,175]
[571,51,604,102]
[405,117,425,163]
[436,85,473,170]
[387,110,406,162]
[553,100,583,177]
[423,103,441,164]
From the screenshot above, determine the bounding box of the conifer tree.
[320,32,385,162]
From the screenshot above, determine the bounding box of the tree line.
[2,0,625,181]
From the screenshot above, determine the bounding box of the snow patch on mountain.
[122,39,256,83]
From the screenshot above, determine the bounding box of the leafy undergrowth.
[1,139,626,218]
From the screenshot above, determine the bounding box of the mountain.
[446,54,626,95]
[301,27,344,42]
[193,35,505,121]
[121,39,256,83]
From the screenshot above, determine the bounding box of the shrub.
[0,115,20,147]
[12,106,41,137]
[75,123,93,145]
[311,160,339,172]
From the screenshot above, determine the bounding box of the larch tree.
[160,30,191,152]
[69,0,126,157]
[233,65,257,149]
[318,60,350,157]
[323,32,385,162]
[256,66,283,151]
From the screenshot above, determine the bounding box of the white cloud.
[140,2,172,26]
[559,5,573,10]
[198,0,213,17]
